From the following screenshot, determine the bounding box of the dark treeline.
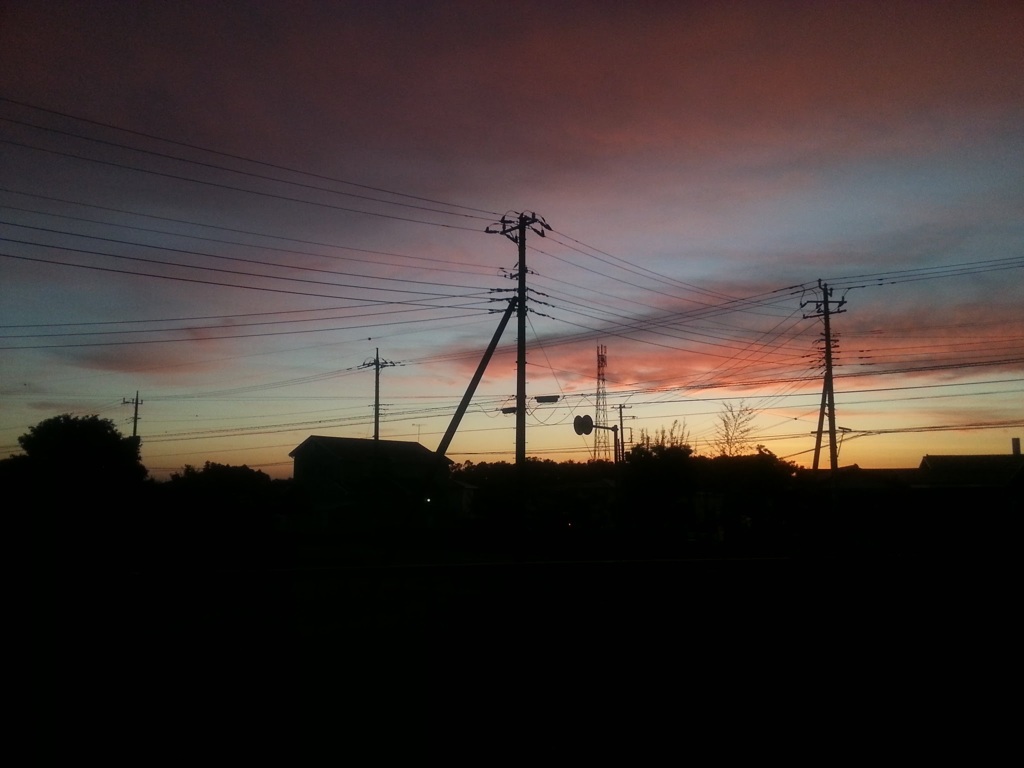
[17,413,1015,569]
[15,414,810,567]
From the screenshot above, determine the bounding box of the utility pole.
[802,280,846,472]
[361,348,397,440]
[616,403,631,463]
[486,211,551,466]
[122,391,142,438]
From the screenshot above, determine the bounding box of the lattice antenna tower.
[595,344,610,460]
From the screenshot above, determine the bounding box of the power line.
[2,115,498,221]
[0,195,499,275]
[0,97,502,216]
[0,220,497,295]
[0,246,492,306]
[2,138,488,233]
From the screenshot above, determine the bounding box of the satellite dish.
[573,414,594,436]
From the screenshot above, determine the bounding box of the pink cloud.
[64,339,231,379]
[9,2,1019,179]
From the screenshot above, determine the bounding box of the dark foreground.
[34,525,1011,761]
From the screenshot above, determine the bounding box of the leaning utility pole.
[436,296,518,457]
[122,391,142,438]
[486,211,551,466]
[361,348,397,440]
[802,280,846,472]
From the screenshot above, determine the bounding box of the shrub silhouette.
[168,461,272,508]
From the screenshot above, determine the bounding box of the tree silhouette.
[712,402,756,457]
[628,419,693,461]
[18,415,150,553]
[16,413,148,486]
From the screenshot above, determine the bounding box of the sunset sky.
[2,1,1022,479]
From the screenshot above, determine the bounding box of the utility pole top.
[486,211,551,244]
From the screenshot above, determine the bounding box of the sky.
[2,0,1022,480]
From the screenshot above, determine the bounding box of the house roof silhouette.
[918,454,1024,488]
[795,450,1023,490]
[288,436,457,525]
[291,435,444,460]
[289,436,452,479]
